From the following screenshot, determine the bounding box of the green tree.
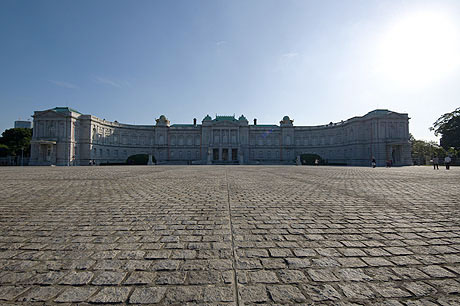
[0,128,33,157]
[410,134,446,165]
[430,107,460,150]
[0,144,9,157]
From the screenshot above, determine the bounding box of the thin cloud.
[49,80,78,89]
[93,76,122,88]
[274,52,301,72]
[216,40,227,46]
[281,52,299,58]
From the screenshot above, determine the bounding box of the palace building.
[30,107,411,166]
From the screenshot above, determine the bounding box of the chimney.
[254,118,257,125]
[193,118,197,126]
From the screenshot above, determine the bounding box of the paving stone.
[335,268,372,281]
[59,271,93,285]
[302,283,342,301]
[421,265,456,278]
[403,281,437,296]
[129,287,166,304]
[292,248,317,257]
[391,267,430,280]
[312,257,341,267]
[337,257,367,267]
[261,257,287,269]
[285,257,311,268]
[0,286,30,301]
[91,271,127,285]
[268,248,293,257]
[238,285,269,303]
[144,250,171,259]
[277,269,308,283]
[307,269,340,282]
[362,257,394,267]
[170,249,197,259]
[124,271,156,285]
[339,282,377,299]
[124,259,151,270]
[18,286,62,302]
[428,279,460,294]
[268,284,307,303]
[89,286,131,303]
[54,287,97,303]
[164,286,204,303]
[371,283,412,298]
[247,270,279,283]
[203,286,234,302]
[188,270,222,284]
[28,271,66,285]
[150,259,180,271]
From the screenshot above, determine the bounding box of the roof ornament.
[155,115,170,126]
[280,115,294,126]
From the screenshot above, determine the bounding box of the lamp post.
[21,147,24,166]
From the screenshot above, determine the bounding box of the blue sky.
[1,0,460,141]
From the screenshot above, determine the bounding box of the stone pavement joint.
[0,165,459,305]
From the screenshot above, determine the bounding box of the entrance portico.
[211,147,239,163]
[31,140,57,166]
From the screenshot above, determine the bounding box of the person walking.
[371,157,376,168]
[433,156,439,170]
[445,156,451,170]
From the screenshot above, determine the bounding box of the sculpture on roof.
[280,115,294,126]
[156,115,170,126]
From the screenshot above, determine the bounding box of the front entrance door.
[232,149,238,161]
[222,149,228,161]
[213,149,219,161]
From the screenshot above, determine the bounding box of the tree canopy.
[0,128,33,156]
[430,107,460,150]
[410,134,446,165]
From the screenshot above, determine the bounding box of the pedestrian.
[433,156,439,170]
[445,156,451,170]
[314,159,319,166]
[371,157,376,168]
[386,159,392,168]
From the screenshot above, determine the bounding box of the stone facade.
[30,107,411,166]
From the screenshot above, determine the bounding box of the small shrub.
[300,153,323,165]
[126,154,155,165]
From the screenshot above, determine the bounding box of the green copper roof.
[171,124,196,127]
[53,107,82,114]
[214,115,236,122]
[365,109,390,116]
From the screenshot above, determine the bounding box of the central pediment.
[202,114,248,126]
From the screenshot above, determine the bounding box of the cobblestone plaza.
[0,166,459,305]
